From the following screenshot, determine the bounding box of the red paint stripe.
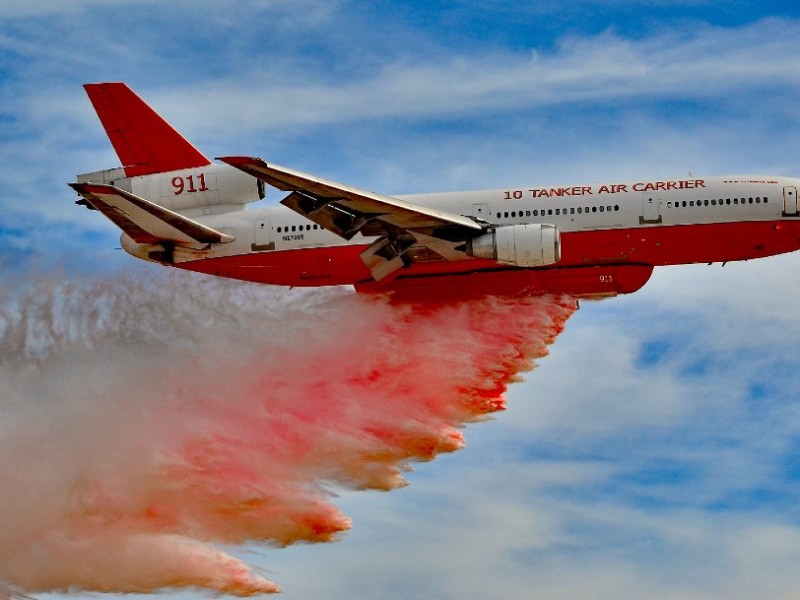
[177,220,800,296]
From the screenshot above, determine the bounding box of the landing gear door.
[783,186,798,216]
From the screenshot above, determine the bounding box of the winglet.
[84,83,211,177]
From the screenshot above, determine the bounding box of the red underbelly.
[176,220,800,295]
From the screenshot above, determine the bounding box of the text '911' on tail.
[76,82,265,215]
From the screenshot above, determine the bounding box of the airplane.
[70,82,800,301]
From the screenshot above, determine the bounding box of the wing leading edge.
[219,156,484,281]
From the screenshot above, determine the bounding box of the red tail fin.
[84,83,211,177]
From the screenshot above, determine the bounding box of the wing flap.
[69,182,234,245]
[281,191,389,240]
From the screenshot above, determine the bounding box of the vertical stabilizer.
[84,83,211,177]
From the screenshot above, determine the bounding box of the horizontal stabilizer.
[69,182,234,246]
[84,83,211,177]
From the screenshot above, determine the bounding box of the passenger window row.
[276,224,322,233]
[667,197,768,208]
[276,197,770,234]
[496,205,621,219]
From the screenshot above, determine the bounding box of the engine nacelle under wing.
[467,224,561,267]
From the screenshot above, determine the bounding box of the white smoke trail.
[0,271,574,595]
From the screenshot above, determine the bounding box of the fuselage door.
[252,218,274,251]
[640,192,662,224]
[472,203,490,222]
[783,186,798,216]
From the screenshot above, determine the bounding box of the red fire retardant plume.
[0,273,575,595]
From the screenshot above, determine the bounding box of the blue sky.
[4,1,800,598]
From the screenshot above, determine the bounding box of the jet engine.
[466,223,561,267]
[77,162,264,214]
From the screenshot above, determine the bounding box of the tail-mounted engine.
[466,223,561,267]
[76,162,264,214]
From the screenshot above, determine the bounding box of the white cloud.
[144,18,800,136]
[256,452,800,599]
[0,0,316,20]
[4,6,800,600]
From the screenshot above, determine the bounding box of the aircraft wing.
[69,182,234,246]
[219,156,485,281]
[219,156,483,240]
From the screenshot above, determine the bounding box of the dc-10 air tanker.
[71,83,800,300]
